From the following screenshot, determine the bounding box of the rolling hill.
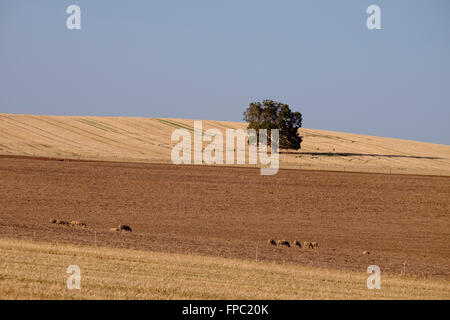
[0,113,449,175]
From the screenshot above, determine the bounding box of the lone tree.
[243,100,303,150]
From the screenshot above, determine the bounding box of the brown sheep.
[311,242,319,248]
[294,240,302,248]
[303,241,315,249]
[118,224,132,232]
[49,219,57,224]
[278,240,290,248]
[268,239,277,246]
[70,221,87,228]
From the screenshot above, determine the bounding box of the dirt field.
[0,156,449,279]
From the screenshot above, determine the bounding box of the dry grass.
[0,238,448,300]
[0,113,449,176]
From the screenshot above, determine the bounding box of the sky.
[0,0,449,144]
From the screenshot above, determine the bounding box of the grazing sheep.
[109,227,119,232]
[49,219,57,224]
[268,239,277,246]
[118,224,132,232]
[56,220,69,226]
[278,240,290,248]
[70,221,87,228]
[303,241,317,249]
[294,240,302,248]
[363,251,370,255]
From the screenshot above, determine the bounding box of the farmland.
[0,114,449,299]
[0,156,449,282]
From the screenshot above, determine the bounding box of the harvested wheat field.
[1,113,449,176]
[1,238,448,299]
[0,156,449,283]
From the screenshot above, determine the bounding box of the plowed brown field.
[0,156,449,279]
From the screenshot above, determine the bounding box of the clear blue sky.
[1,0,449,144]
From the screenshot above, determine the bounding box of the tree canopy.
[243,100,303,150]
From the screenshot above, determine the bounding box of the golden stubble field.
[1,238,449,300]
[1,113,449,176]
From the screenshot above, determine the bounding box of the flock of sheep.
[48,220,319,251]
[268,239,319,249]
[49,218,87,228]
[48,219,132,233]
[48,218,322,252]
